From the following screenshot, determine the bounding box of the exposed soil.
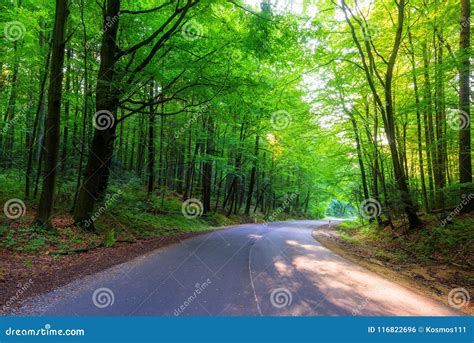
[0,225,240,314]
[312,224,473,316]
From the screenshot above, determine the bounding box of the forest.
[0,0,472,259]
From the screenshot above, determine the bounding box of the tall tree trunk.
[422,42,435,204]
[129,126,136,170]
[158,111,165,188]
[408,31,429,212]
[349,110,369,202]
[371,101,384,227]
[434,32,446,209]
[136,113,145,177]
[61,47,71,172]
[3,41,19,165]
[202,116,213,213]
[36,0,70,228]
[72,0,89,211]
[26,33,51,198]
[382,0,420,228]
[459,0,472,211]
[147,83,155,194]
[183,125,193,201]
[245,134,259,216]
[73,0,120,227]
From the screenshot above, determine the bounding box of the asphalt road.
[16,220,460,316]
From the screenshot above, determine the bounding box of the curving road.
[16,220,460,316]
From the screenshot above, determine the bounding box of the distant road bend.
[17,220,460,316]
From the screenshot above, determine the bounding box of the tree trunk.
[147,83,155,194]
[382,0,420,228]
[72,0,90,211]
[73,0,120,228]
[434,33,446,209]
[3,41,19,165]
[459,0,472,211]
[36,0,70,228]
[408,31,429,212]
[26,33,51,198]
[245,135,259,216]
[202,116,213,213]
[61,47,71,172]
[422,42,435,204]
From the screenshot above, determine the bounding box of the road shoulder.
[312,224,473,316]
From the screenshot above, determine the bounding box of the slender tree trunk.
[26,35,51,198]
[382,0,420,228]
[158,109,165,188]
[129,126,136,170]
[136,113,145,177]
[434,33,446,209]
[3,41,19,165]
[72,0,90,211]
[36,0,70,228]
[202,116,213,213]
[183,125,193,201]
[61,47,71,172]
[422,42,435,204]
[350,112,369,201]
[408,31,429,212]
[147,83,155,194]
[118,109,124,165]
[245,135,259,216]
[459,0,472,211]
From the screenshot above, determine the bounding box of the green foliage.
[104,229,116,248]
[337,215,473,265]
[0,0,471,256]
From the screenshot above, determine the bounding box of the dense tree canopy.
[0,0,471,234]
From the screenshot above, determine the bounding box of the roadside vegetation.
[337,217,473,267]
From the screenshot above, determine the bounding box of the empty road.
[15,220,460,316]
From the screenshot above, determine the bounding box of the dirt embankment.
[312,224,473,316]
[0,226,239,314]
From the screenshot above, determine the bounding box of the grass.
[335,215,474,266]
